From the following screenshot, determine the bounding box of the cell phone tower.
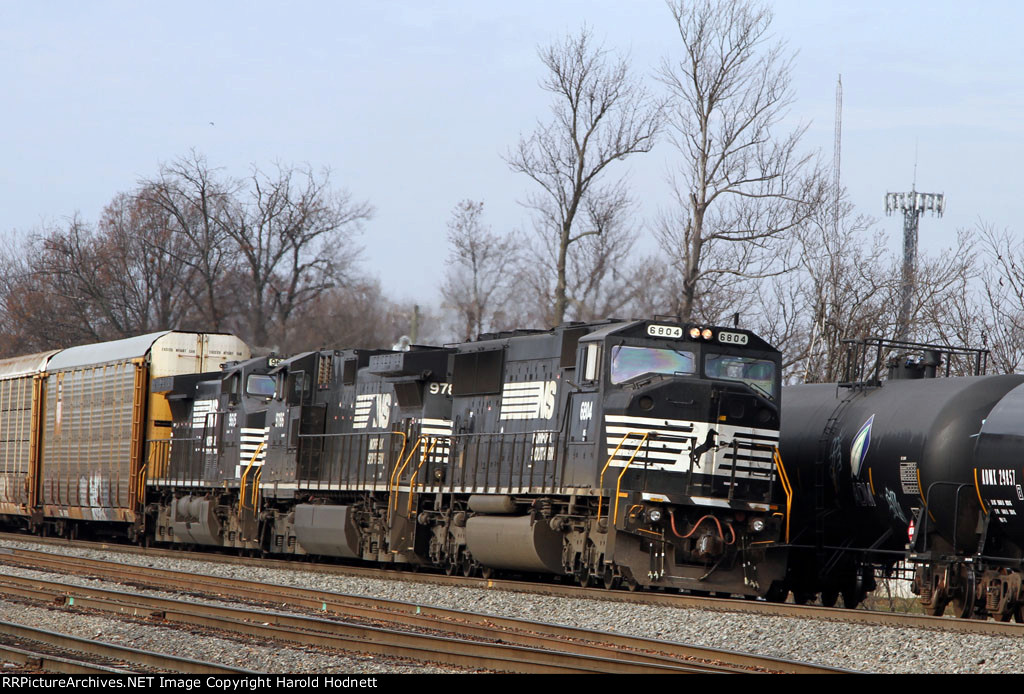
[885,169,944,342]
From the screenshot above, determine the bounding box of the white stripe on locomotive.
[603,414,778,480]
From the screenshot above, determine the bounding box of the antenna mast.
[885,166,944,342]
[833,75,842,237]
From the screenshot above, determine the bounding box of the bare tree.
[440,200,522,341]
[561,195,644,321]
[136,152,239,331]
[788,195,890,382]
[287,279,445,352]
[657,0,823,322]
[223,163,372,349]
[507,27,660,325]
[99,192,199,331]
[969,224,1024,373]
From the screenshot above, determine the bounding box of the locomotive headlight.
[647,509,663,523]
[749,517,766,533]
[701,328,713,340]
[688,327,701,339]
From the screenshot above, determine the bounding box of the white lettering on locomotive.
[499,380,558,420]
[579,400,593,421]
[716,330,749,345]
[353,393,392,429]
[646,324,683,338]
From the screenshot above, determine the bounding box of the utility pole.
[885,187,944,342]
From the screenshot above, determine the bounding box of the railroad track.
[0,545,840,674]
[0,617,253,674]
[0,532,1017,638]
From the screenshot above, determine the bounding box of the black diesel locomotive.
[149,318,789,596]
[781,338,1024,617]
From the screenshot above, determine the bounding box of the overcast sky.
[3,1,1021,310]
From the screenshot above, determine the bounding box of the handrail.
[251,469,262,509]
[137,463,147,501]
[407,438,440,513]
[612,433,649,525]
[773,447,793,543]
[238,442,265,512]
[598,431,649,524]
[388,435,428,522]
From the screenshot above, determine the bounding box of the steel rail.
[7,533,1015,637]
[0,618,253,674]
[0,569,727,675]
[0,546,841,674]
[0,642,134,674]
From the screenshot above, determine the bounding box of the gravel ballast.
[0,539,1022,673]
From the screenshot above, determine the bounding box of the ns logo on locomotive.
[0,319,790,598]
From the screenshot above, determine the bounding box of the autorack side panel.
[39,331,250,523]
[0,351,57,516]
[41,355,142,522]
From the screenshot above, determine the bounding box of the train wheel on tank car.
[601,566,619,590]
[950,568,978,619]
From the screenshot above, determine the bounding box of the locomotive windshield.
[246,374,276,397]
[610,345,695,384]
[704,353,777,399]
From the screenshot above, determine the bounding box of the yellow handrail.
[238,442,265,512]
[612,433,649,525]
[773,447,792,543]
[388,435,428,522]
[137,462,147,500]
[250,469,262,509]
[407,438,439,514]
[597,431,649,524]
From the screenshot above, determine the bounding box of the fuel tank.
[781,375,1024,553]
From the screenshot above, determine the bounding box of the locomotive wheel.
[820,589,839,608]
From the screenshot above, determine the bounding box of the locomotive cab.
[567,320,786,593]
